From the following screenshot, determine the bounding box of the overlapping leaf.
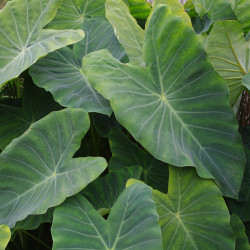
[52,183,162,250]
[0,225,11,250]
[0,75,61,150]
[83,5,245,197]
[47,0,106,29]
[204,20,250,105]
[231,0,250,29]
[153,166,235,249]
[30,17,126,115]
[0,109,107,228]
[0,0,84,87]
[109,128,169,192]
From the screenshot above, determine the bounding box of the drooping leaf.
[0,0,84,88]
[153,166,235,249]
[109,128,169,193]
[52,183,162,250]
[47,0,106,29]
[106,0,145,66]
[0,75,61,150]
[232,0,250,29]
[192,0,235,22]
[230,214,250,250]
[30,17,127,115]
[0,108,107,228]
[204,20,250,105]
[83,5,245,197]
[0,225,11,250]
[81,166,142,211]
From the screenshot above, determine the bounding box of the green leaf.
[205,20,250,105]
[124,0,152,20]
[232,0,250,29]
[106,0,145,66]
[0,0,84,88]
[242,72,250,90]
[0,75,61,150]
[192,0,235,22]
[230,214,250,250]
[30,17,127,115]
[83,5,245,198]
[52,182,162,250]
[153,166,235,249]
[0,225,11,250]
[109,128,169,193]
[0,108,107,228]
[81,166,142,210]
[47,0,106,29]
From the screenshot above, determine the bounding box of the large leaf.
[30,17,127,115]
[83,5,245,197]
[81,166,142,211]
[0,108,107,228]
[52,182,162,250]
[0,75,61,150]
[47,0,106,29]
[192,0,235,22]
[109,128,169,192]
[106,0,145,66]
[204,20,250,105]
[0,0,84,87]
[153,166,235,249]
[0,225,11,250]
[230,214,250,250]
[232,0,250,29]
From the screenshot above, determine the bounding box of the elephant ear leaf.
[0,0,84,87]
[153,166,235,249]
[0,225,11,250]
[52,182,162,250]
[83,5,245,198]
[0,108,107,228]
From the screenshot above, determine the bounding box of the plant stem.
[18,229,51,250]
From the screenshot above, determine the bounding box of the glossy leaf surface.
[83,5,245,197]
[0,109,107,228]
[52,183,162,249]
[109,128,169,192]
[0,0,84,87]
[153,166,235,249]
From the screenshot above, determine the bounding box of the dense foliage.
[0,0,249,249]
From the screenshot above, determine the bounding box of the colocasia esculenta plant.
[0,0,250,249]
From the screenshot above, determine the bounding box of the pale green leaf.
[52,182,162,250]
[0,0,84,87]
[83,5,245,197]
[0,225,11,250]
[242,72,250,90]
[0,108,107,228]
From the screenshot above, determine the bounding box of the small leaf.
[124,0,152,20]
[0,108,107,228]
[52,183,162,250]
[0,0,84,87]
[0,225,11,250]
[153,166,235,249]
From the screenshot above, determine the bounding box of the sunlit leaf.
[0,225,11,250]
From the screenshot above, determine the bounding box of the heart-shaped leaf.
[153,166,235,249]
[109,128,169,193]
[47,0,106,29]
[0,0,84,87]
[81,166,142,211]
[30,17,127,115]
[52,182,162,250]
[0,225,11,250]
[0,108,107,228]
[0,75,61,150]
[204,20,250,105]
[83,5,245,197]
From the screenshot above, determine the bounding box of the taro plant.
[0,0,250,249]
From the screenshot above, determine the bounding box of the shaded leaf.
[52,183,162,250]
[0,108,107,228]
[153,166,235,249]
[0,0,84,87]
[109,128,169,193]
[83,5,245,197]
